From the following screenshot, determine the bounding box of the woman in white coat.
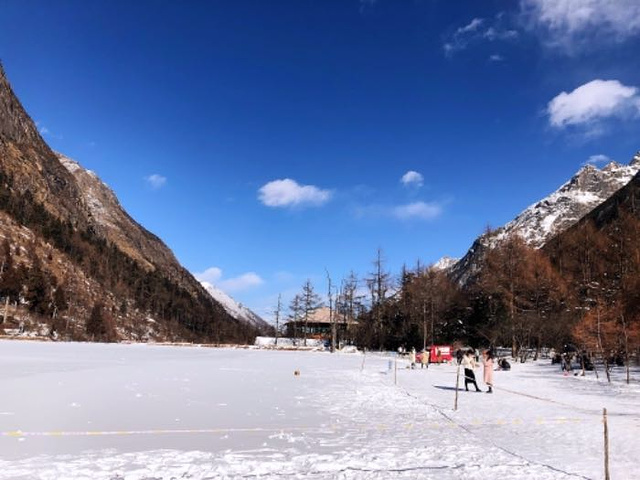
[461,349,481,392]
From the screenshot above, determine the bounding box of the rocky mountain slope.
[446,153,640,286]
[546,168,640,244]
[200,281,267,329]
[56,152,191,281]
[56,152,268,330]
[0,64,264,342]
[542,168,640,318]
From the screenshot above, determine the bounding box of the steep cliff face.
[56,153,184,278]
[56,151,269,329]
[0,65,83,223]
[0,64,263,342]
[446,153,640,286]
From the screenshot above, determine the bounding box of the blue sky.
[2,0,640,320]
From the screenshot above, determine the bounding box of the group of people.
[408,348,429,369]
[405,346,505,394]
[461,348,495,393]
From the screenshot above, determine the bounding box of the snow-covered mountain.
[495,156,640,248]
[446,152,640,285]
[201,281,268,329]
[432,256,459,271]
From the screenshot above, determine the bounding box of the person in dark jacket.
[498,358,511,370]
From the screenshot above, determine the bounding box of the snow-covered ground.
[0,341,638,479]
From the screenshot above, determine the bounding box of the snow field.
[0,341,638,479]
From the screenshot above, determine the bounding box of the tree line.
[279,214,640,379]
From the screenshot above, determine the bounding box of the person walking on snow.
[462,349,481,392]
[420,349,428,369]
[409,347,417,369]
[483,349,494,393]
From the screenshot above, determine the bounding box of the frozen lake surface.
[0,340,639,479]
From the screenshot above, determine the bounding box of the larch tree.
[301,280,322,347]
[366,249,392,350]
[288,293,303,344]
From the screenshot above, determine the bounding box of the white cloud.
[220,273,264,293]
[489,54,505,62]
[444,18,484,56]
[145,174,167,189]
[459,18,485,34]
[547,79,640,130]
[520,0,640,51]
[355,201,442,221]
[483,27,518,41]
[35,121,63,139]
[393,202,442,221]
[444,15,518,56]
[400,170,424,188]
[585,154,612,165]
[195,267,264,294]
[258,178,332,208]
[195,267,223,284]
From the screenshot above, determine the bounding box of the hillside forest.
[283,203,640,380]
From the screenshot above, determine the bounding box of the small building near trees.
[285,306,358,347]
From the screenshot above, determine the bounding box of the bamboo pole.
[603,408,610,480]
[393,355,397,386]
[3,296,8,324]
[454,364,461,411]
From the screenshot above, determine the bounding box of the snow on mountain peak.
[433,256,459,271]
[448,152,640,285]
[495,156,639,248]
[602,161,623,172]
[200,281,267,328]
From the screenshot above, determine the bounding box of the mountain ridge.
[445,153,640,286]
[0,64,264,341]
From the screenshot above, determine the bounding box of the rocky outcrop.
[0,65,83,223]
[446,153,640,286]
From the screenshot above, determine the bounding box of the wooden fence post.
[603,407,610,480]
[454,364,461,411]
[394,355,397,386]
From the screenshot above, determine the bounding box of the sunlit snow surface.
[1,341,639,479]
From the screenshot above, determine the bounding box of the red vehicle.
[414,345,453,364]
[428,345,453,363]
